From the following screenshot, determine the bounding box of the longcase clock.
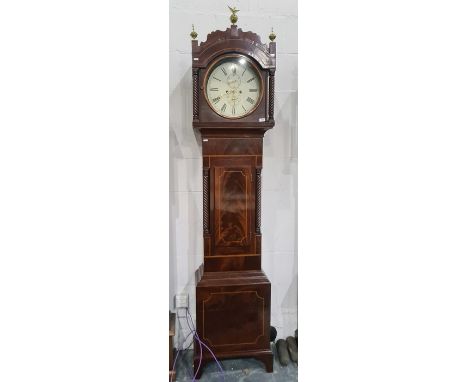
[190,8,276,378]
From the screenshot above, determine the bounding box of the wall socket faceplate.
[175,293,189,309]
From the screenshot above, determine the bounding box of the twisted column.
[255,168,262,234]
[203,168,209,234]
[193,69,199,120]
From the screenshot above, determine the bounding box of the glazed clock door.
[204,54,263,119]
[212,156,256,256]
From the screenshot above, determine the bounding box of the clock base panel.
[194,268,273,378]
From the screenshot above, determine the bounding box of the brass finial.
[228,6,239,24]
[269,28,276,42]
[190,24,198,40]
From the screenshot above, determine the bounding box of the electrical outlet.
[175,293,188,309]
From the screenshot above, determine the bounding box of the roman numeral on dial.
[232,67,236,75]
[221,103,227,112]
[221,67,227,76]
[212,96,220,104]
[247,77,255,83]
[209,88,218,91]
[231,106,236,115]
[246,97,255,104]
[249,89,257,92]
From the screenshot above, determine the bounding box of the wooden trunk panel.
[214,166,251,250]
[211,156,256,257]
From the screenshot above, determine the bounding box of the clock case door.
[212,156,255,254]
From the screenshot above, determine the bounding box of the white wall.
[169,0,297,343]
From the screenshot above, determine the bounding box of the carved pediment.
[192,25,276,69]
[200,26,267,51]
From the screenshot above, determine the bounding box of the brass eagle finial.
[228,6,240,24]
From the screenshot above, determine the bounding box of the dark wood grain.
[215,167,249,247]
[202,137,262,156]
[192,21,276,379]
[211,156,256,257]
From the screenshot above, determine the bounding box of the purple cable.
[186,314,211,381]
[192,326,203,382]
[186,308,225,382]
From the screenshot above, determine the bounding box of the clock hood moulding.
[191,24,276,131]
[192,25,276,70]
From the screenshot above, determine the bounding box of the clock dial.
[205,56,262,119]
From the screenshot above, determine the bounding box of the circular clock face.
[205,55,262,119]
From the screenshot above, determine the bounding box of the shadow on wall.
[263,90,298,338]
[264,91,298,161]
[169,66,202,312]
[281,273,298,337]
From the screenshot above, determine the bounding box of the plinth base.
[193,349,273,379]
[194,268,272,379]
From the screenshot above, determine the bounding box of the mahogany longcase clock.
[190,8,276,378]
